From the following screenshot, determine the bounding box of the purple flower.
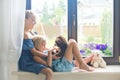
[83,43,95,50]
[95,44,107,50]
[80,43,109,55]
[88,43,96,50]
[80,50,85,54]
[96,44,101,50]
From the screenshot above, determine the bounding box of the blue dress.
[18,39,47,74]
[52,57,74,72]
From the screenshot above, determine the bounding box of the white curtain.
[0,0,26,80]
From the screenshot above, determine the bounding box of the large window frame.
[27,0,120,65]
[68,0,120,65]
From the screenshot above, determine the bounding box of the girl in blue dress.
[52,36,94,72]
[18,10,56,80]
[32,35,58,68]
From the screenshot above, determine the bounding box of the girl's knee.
[68,39,77,45]
[47,68,53,73]
[41,68,53,80]
[46,69,53,78]
[46,68,53,75]
[42,68,53,75]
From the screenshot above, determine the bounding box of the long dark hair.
[55,36,68,58]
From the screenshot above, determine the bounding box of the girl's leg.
[63,39,75,63]
[74,54,94,67]
[33,56,47,66]
[33,52,52,67]
[41,68,54,80]
[83,54,95,63]
[64,39,93,71]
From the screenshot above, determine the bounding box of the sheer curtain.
[0,0,26,80]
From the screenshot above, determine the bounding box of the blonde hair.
[33,35,47,50]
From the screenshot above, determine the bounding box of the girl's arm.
[31,44,60,59]
[33,56,48,66]
[24,32,47,57]
[30,48,48,58]
[33,49,53,67]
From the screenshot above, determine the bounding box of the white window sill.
[12,65,120,80]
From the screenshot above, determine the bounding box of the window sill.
[12,65,120,80]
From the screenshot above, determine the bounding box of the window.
[29,0,119,64]
[77,0,113,57]
[31,0,68,48]
[68,0,119,64]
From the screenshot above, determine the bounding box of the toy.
[90,50,106,68]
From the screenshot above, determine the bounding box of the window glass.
[32,0,68,47]
[77,0,113,57]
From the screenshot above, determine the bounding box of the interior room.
[0,0,120,80]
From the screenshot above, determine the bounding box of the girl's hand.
[52,55,60,59]
[48,47,60,59]
[48,48,56,53]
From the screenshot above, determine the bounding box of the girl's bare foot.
[74,60,79,67]
[79,62,94,71]
[73,67,87,72]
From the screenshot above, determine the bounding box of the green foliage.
[41,2,50,25]
[41,0,66,26]
[84,48,92,55]
[86,36,94,42]
[102,48,112,56]
[100,8,112,44]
